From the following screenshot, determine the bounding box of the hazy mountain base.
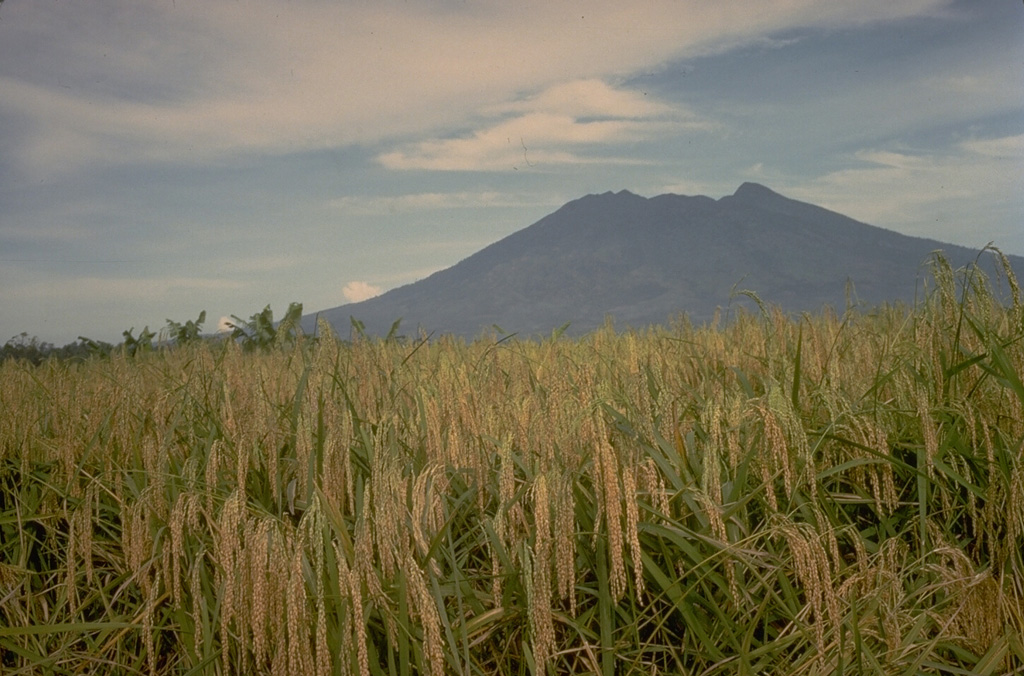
[305,183,1024,340]
[1,255,1022,675]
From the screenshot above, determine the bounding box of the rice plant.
[1,252,1021,675]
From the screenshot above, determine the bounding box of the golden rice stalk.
[353,511,392,637]
[169,492,199,609]
[142,570,160,676]
[405,552,445,676]
[269,536,292,676]
[190,548,206,662]
[771,384,812,494]
[217,491,243,675]
[853,417,899,517]
[695,490,736,601]
[700,398,724,503]
[80,485,97,586]
[755,405,786,511]
[994,248,1022,313]
[529,474,556,672]
[64,487,97,616]
[340,546,370,676]
[369,424,406,579]
[321,406,355,515]
[929,545,1006,656]
[622,464,644,602]
[247,517,273,666]
[63,512,80,616]
[916,388,939,479]
[329,542,357,676]
[423,394,444,462]
[287,546,313,675]
[773,516,840,657]
[515,396,536,470]
[638,456,669,519]
[497,434,517,544]
[123,499,151,579]
[309,515,331,676]
[159,537,174,638]
[724,392,745,470]
[411,463,447,576]
[1007,463,1024,565]
[235,433,250,503]
[141,436,167,513]
[205,439,222,518]
[597,436,626,601]
[552,472,577,614]
[522,547,552,676]
[489,512,506,604]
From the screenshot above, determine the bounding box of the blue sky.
[1,0,1021,345]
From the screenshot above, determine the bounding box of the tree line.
[1,303,305,365]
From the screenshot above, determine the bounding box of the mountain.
[303,183,1022,338]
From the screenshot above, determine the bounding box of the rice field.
[1,253,1023,675]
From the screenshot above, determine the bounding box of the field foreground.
[2,255,1023,675]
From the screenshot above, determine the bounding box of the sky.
[1,0,1021,346]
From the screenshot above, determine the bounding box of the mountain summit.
[304,184,1020,338]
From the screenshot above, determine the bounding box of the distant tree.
[121,326,155,357]
[165,310,206,346]
[225,302,303,351]
[1,333,122,364]
[55,339,100,362]
[1,333,52,365]
[64,335,112,362]
[76,336,114,359]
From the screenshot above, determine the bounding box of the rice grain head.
[143,570,160,676]
[622,464,644,602]
[287,546,313,675]
[190,548,206,661]
[774,517,839,657]
[700,398,724,502]
[343,550,370,676]
[218,491,244,674]
[553,472,577,614]
[599,437,626,601]
[406,552,445,676]
[247,517,273,665]
[638,456,669,519]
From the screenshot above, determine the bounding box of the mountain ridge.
[303,183,1021,338]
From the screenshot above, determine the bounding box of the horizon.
[1,1,1022,345]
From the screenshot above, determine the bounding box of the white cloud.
[499,79,675,119]
[781,133,1024,249]
[331,191,561,215]
[0,0,951,178]
[342,281,383,303]
[959,134,1024,159]
[377,79,708,171]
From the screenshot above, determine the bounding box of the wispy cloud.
[0,0,950,179]
[959,134,1024,159]
[10,276,245,303]
[783,133,1024,247]
[331,190,562,215]
[216,255,302,275]
[377,79,708,171]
